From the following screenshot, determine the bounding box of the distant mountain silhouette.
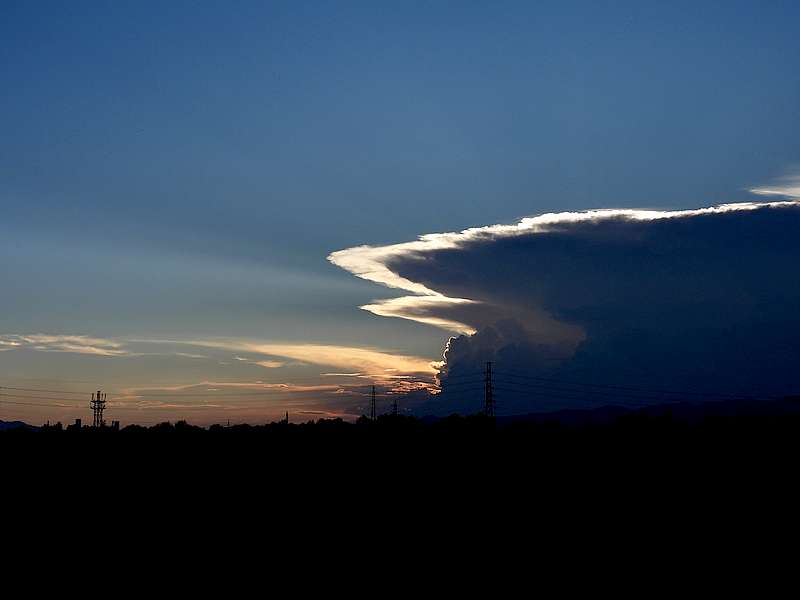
[412,395,800,428]
[491,395,800,427]
[0,420,37,431]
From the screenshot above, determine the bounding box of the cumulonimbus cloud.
[330,198,800,413]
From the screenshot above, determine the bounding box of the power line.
[438,380,484,389]
[0,374,100,384]
[492,378,693,403]
[6,369,764,402]
[436,372,484,381]
[439,369,780,403]
[106,382,438,399]
[0,385,92,395]
[495,371,777,400]
[492,377,736,408]
[1,378,442,400]
[0,399,78,408]
[0,392,89,403]
[492,385,658,408]
[4,362,785,424]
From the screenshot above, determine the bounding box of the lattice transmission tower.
[90,390,107,428]
[483,362,495,417]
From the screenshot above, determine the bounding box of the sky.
[1,1,799,424]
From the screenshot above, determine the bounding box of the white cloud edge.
[328,198,800,333]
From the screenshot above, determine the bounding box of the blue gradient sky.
[2,1,798,424]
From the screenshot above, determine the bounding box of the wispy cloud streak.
[0,334,128,356]
[749,172,800,200]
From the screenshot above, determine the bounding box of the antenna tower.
[90,390,107,428]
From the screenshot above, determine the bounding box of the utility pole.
[392,396,398,417]
[484,362,494,417]
[90,390,107,428]
[370,385,377,421]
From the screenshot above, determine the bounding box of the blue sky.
[1,1,799,424]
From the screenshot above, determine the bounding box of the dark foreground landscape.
[5,397,800,531]
[5,396,800,477]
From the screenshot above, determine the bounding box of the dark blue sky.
[1,1,798,423]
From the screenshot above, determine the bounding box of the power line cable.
[0,392,90,403]
[0,385,92,395]
[492,385,658,408]
[494,371,778,400]
[492,377,718,403]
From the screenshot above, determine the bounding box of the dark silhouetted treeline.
[5,397,800,475]
[6,400,800,523]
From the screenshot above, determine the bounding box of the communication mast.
[90,390,107,428]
